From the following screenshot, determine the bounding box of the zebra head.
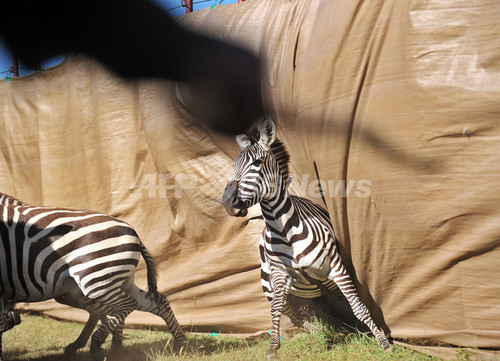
[223,117,288,217]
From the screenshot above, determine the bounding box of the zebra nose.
[222,180,239,214]
[222,180,248,217]
[222,180,239,204]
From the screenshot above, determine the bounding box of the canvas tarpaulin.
[1,0,500,359]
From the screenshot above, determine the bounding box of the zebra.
[0,192,186,361]
[0,193,126,357]
[222,118,391,359]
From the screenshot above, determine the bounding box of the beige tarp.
[1,0,500,359]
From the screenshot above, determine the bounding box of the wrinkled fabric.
[1,0,499,359]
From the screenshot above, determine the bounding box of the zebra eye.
[252,159,262,167]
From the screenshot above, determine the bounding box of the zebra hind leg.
[329,267,392,351]
[109,314,127,351]
[128,286,187,354]
[282,301,317,334]
[89,294,138,361]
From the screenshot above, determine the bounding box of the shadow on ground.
[4,333,266,361]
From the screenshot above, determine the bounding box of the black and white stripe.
[223,118,391,359]
[0,192,186,361]
[0,193,128,356]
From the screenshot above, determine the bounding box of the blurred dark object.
[0,311,21,332]
[0,0,263,134]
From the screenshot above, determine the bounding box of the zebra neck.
[260,185,297,238]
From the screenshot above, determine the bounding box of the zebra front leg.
[64,312,125,355]
[328,265,391,350]
[64,313,100,355]
[266,271,292,360]
[55,292,125,355]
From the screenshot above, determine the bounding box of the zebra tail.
[140,243,159,293]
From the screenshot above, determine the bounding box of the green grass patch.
[3,313,442,361]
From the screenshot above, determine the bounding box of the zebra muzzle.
[222,180,248,217]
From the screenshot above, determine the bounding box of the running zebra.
[0,193,186,361]
[222,118,391,359]
[0,193,124,357]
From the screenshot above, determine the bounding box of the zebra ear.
[259,117,276,150]
[236,134,252,149]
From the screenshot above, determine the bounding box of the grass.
[3,312,444,361]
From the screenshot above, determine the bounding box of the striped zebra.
[0,192,186,361]
[222,118,391,359]
[0,193,125,357]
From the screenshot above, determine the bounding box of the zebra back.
[0,195,144,302]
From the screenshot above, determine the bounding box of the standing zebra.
[0,192,186,361]
[222,118,391,359]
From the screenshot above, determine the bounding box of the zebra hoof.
[0,311,22,332]
[383,343,393,352]
[110,344,124,352]
[64,343,79,355]
[303,321,317,334]
[265,348,278,359]
[172,339,188,354]
[90,349,107,361]
[9,311,21,326]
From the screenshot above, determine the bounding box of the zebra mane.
[246,130,291,181]
[270,139,290,182]
[0,192,30,206]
